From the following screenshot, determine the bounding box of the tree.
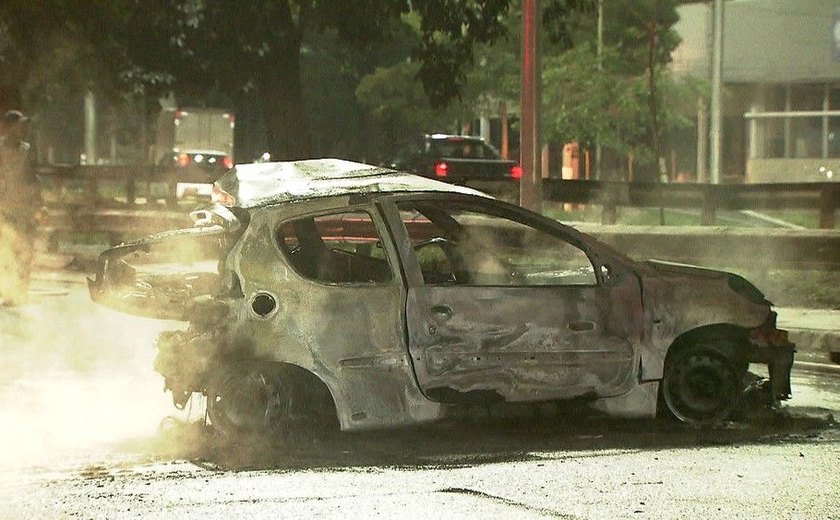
[356,61,461,160]
[354,8,522,160]
[1,1,513,161]
[353,0,593,162]
[540,0,697,180]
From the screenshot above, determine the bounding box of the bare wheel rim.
[663,352,738,424]
[208,366,291,435]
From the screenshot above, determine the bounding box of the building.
[673,0,840,182]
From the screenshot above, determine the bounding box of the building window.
[747,83,840,160]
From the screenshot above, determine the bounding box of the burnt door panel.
[407,283,637,403]
[394,198,641,404]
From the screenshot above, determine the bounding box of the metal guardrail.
[35,165,840,228]
[43,207,191,239]
[40,211,840,271]
[31,165,840,270]
[540,179,840,229]
[35,164,214,208]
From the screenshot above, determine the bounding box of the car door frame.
[378,192,646,404]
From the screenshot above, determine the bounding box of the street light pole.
[595,0,603,181]
[709,0,724,184]
[520,0,542,212]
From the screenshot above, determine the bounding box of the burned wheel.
[661,346,741,425]
[207,364,292,437]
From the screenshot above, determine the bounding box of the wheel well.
[273,362,339,428]
[665,324,751,368]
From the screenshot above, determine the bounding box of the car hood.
[643,259,772,306]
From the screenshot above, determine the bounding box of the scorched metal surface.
[87,158,795,436]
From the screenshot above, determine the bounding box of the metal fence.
[541,179,840,229]
[35,165,840,229]
[32,165,840,270]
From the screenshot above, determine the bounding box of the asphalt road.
[1,272,839,519]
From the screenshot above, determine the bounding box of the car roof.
[427,133,484,142]
[172,149,229,155]
[216,158,490,209]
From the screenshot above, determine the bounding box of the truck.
[152,108,235,199]
[393,134,521,183]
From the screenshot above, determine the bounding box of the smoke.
[0,221,33,307]
[0,270,201,471]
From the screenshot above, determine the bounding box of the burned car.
[88,159,794,435]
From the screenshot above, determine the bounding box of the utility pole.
[709,0,724,184]
[83,90,97,165]
[520,0,542,212]
[595,0,603,180]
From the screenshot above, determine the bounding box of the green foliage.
[542,43,703,160]
[1,0,700,170]
[355,62,457,156]
[354,0,696,168]
[356,2,520,161]
[602,0,681,74]
[543,46,640,152]
[539,0,700,177]
[543,0,598,49]
[411,0,511,106]
[1,0,513,160]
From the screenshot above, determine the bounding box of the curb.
[793,360,840,376]
[787,328,840,361]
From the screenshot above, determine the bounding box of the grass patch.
[754,211,821,228]
[543,203,826,229]
[545,205,717,226]
[759,269,840,309]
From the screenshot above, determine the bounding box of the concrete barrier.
[574,224,840,271]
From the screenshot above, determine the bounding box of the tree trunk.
[258,45,312,160]
[647,2,666,183]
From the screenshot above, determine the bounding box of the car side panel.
[636,272,770,381]
[405,283,639,402]
[377,196,645,405]
[226,200,442,431]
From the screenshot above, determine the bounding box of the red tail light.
[222,156,233,169]
[510,165,523,180]
[435,161,448,177]
[177,153,190,167]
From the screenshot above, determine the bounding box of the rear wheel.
[661,345,742,425]
[207,363,292,438]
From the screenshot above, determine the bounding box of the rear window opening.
[276,211,394,285]
[428,139,501,160]
[89,228,228,320]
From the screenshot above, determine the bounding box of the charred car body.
[88,159,794,435]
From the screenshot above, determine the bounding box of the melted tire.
[661,347,741,425]
[206,364,293,438]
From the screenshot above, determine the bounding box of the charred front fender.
[637,261,776,380]
[744,311,795,400]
